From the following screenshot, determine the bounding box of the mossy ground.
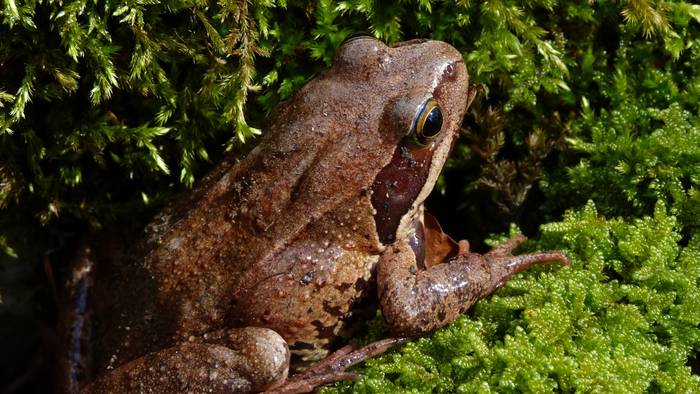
[323,203,700,392]
[1,0,699,392]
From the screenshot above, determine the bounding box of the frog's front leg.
[82,327,289,393]
[378,234,570,337]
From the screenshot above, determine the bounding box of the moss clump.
[539,28,700,233]
[323,202,700,392]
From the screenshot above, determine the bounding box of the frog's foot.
[378,234,570,338]
[485,234,571,291]
[266,337,408,394]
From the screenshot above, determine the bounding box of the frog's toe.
[265,338,407,394]
[486,234,528,256]
[487,250,571,291]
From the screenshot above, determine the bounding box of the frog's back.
[91,73,394,371]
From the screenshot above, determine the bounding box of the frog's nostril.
[443,61,463,81]
[391,39,429,48]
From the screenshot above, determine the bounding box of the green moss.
[2,0,697,241]
[323,202,700,392]
[540,37,700,233]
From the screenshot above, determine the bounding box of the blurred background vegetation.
[1,0,699,392]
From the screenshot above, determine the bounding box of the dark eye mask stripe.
[370,141,434,244]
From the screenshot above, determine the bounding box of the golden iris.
[413,98,443,146]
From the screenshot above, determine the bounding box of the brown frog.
[57,36,570,393]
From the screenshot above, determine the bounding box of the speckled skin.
[84,327,289,393]
[65,37,569,394]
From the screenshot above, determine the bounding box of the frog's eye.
[412,98,443,146]
[341,32,376,45]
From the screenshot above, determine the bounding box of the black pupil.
[422,107,443,137]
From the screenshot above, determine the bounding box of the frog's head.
[329,35,470,246]
[252,36,469,256]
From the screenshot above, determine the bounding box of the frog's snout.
[422,40,468,88]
